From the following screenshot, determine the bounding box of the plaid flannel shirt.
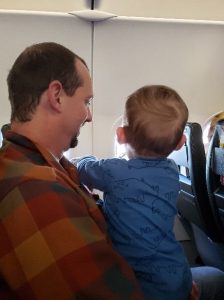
[0,132,144,300]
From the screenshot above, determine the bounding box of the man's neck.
[11,121,63,161]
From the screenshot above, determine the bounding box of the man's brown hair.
[7,42,87,122]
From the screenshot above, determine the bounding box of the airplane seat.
[204,121,224,264]
[206,121,224,237]
[169,122,224,270]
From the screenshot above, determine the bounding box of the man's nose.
[86,107,92,122]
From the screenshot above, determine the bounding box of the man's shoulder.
[0,138,64,195]
[0,153,56,179]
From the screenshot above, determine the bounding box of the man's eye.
[86,98,93,106]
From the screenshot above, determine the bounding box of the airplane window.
[63,149,70,159]
[114,138,127,159]
[113,115,128,159]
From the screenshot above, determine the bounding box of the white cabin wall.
[0,1,87,12]
[98,0,224,21]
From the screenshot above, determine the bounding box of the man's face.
[61,59,93,151]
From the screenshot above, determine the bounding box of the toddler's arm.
[72,156,108,191]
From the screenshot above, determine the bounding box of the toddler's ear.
[175,134,186,150]
[116,127,127,144]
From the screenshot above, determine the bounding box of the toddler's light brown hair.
[124,85,188,157]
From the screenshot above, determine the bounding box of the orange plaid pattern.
[0,132,144,299]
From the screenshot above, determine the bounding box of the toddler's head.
[117,85,188,157]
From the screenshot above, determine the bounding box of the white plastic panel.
[96,0,224,21]
[0,1,88,13]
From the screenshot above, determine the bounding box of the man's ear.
[175,134,186,150]
[47,80,63,112]
[116,127,127,144]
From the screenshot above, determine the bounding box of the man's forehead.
[75,59,93,95]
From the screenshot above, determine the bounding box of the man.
[0,42,144,299]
